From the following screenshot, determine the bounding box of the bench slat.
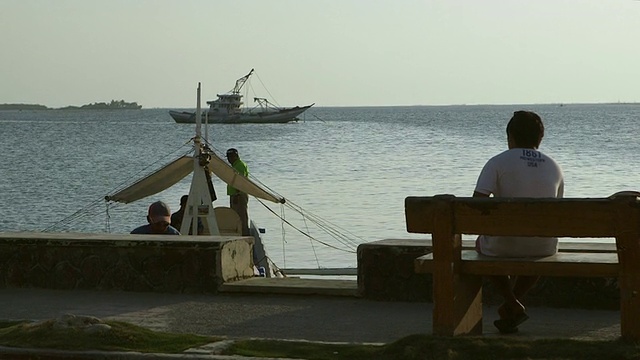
[405,196,640,237]
[403,239,618,253]
[416,250,620,277]
[557,242,617,253]
[461,251,619,277]
[453,201,622,237]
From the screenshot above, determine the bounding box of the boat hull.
[170,104,313,124]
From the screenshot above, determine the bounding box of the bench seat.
[415,250,620,277]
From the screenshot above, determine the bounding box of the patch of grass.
[378,335,640,360]
[2,320,640,359]
[226,335,640,360]
[226,339,382,360]
[0,320,217,353]
[0,321,23,329]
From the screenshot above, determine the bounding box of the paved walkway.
[0,288,621,344]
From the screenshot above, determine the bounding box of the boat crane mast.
[231,68,254,94]
[180,82,220,235]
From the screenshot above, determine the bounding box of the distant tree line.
[61,100,142,110]
[0,104,48,110]
[0,100,142,110]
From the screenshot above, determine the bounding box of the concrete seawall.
[358,238,620,309]
[0,233,622,310]
[0,232,255,293]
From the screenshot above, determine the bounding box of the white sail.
[106,156,193,204]
[206,152,285,204]
[106,153,284,205]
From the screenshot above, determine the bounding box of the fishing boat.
[169,69,314,124]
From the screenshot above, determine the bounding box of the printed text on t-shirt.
[520,149,545,167]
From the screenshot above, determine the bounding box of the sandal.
[494,302,529,334]
[494,312,529,334]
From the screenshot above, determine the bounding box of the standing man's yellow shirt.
[227,159,248,195]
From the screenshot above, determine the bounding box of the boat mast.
[181,82,220,235]
[196,82,202,138]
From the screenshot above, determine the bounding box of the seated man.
[473,110,564,333]
[131,201,181,235]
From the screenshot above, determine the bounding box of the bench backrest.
[406,195,640,239]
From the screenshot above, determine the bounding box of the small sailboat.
[107,83,285,276]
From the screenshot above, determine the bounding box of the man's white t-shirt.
[474,148,564,257]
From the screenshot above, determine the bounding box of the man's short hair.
[506,111,544,148]
[226,148,238,157]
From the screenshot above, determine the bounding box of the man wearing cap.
[226,148,250,236]
[131,201,181,235]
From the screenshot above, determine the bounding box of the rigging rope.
[105,201,111,233]
[301,211,321,268]
[42,141,194,233]
[284,199,364,249]
[107,142,194,196]
[255,198,357,254]
[204,138,363,258]
[280,204,288,269]
[252,71,281,108]
[311,113,326,123]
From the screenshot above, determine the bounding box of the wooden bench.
[405,194,640,341]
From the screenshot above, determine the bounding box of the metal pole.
[195,82,202,141]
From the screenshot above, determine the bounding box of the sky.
[1,0,639,108]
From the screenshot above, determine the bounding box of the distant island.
[0,104,48,110]
[0,100,142,110]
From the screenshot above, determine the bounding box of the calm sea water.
[1,104,638,270]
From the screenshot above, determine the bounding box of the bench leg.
[430,197,483,336]
[612,196,640,342]
[433,272,483,336]
[620,272,640,342]
[618,234,640,342]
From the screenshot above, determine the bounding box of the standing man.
[473,110,564,334]
[226,148,250,236]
